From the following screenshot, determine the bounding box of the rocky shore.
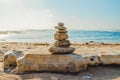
[0,42,120,80]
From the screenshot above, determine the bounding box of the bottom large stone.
[3,48,120,74]
[10,48,87,74]
[49,46,75,54]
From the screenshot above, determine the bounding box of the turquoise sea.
[0,30,120,43]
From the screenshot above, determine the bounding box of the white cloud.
[0,0,8,2]
[0,0,55,30]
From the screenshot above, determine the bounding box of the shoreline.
[0,41,120,44]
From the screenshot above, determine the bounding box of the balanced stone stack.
[49,23,75,54]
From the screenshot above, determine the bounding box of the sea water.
[0,30,120,43]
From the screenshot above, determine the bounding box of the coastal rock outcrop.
[2,48,120,74]
[49,23,75,54]
[11,49,87,74]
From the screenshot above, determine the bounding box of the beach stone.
[55,26,66,30]
[55,23,66,30]
[49,46,75,54]
[83,53,120,66]
[57,30,67,33]
[11,48,87,74]
[55,40,70,47]
[3,50,24,68]
[54,33,68,40]
[2,47,120,74]
[58,22,64,26]
[100,53,120,65]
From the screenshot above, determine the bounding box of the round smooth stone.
[55,26,66,30]
[54,32,68,40]
[55,40,70,47]
[49,46,75,54]
[57,30,68,33]
[58,22,64,26]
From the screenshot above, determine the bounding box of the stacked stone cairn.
[49,22,75,54]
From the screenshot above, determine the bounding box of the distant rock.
[89,41,95,43]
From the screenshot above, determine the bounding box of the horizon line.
[0,28,120,31]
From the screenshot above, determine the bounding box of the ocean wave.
[96,29,120,32]
[0,31,25,34]
[0,29,55,34]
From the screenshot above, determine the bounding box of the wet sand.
[0,42,120,80]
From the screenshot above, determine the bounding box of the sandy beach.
[0,42,120,80]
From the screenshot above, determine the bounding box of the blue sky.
[0,0,119,30]
[45,0,120,20]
